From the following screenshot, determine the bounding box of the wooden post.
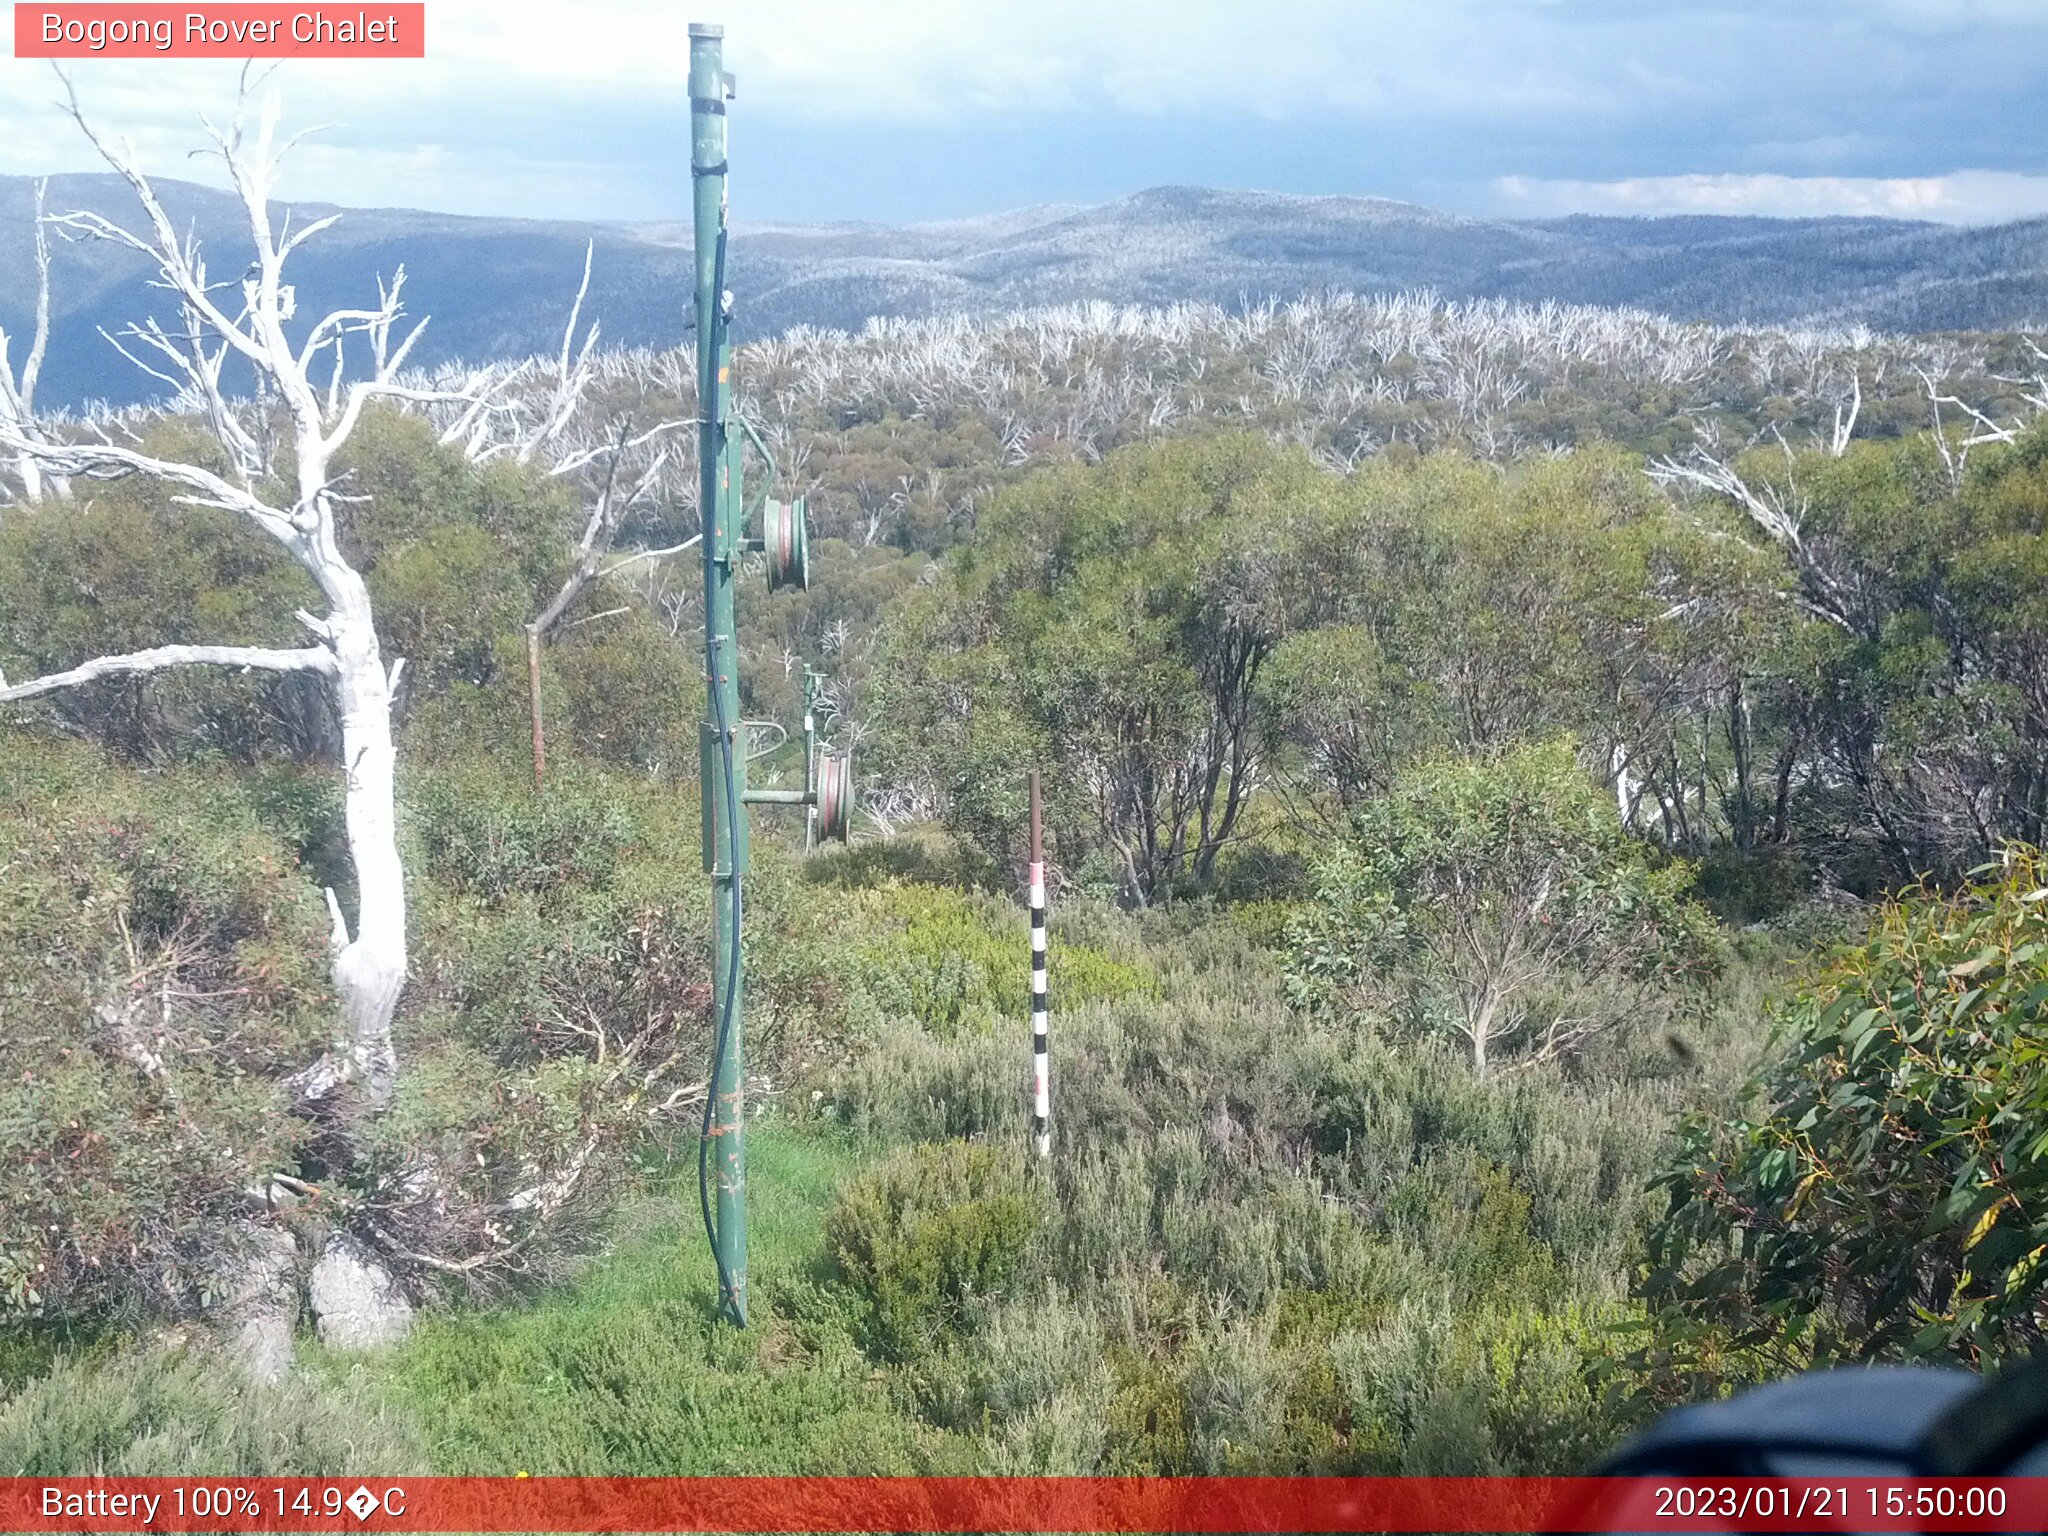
[1028,770,1050,1159]
[526,626,546,791]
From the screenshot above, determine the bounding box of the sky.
[2,0,2047,227]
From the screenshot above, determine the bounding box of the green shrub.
[1306,1034,1667,1290]
[1382,1154,1563,1305]
[803,830,1000,893]
[406,762,641,901]
[0,1348,427,1474]
[1101,1344,1195,1474]
[1691,844,1819,925]
[1220,897,1299,951]
[914,1284,1117,1473]
[1641,845,2048,1376]
[0,476,322,763]
[1286,738,1722,1074]
[0,738,330,1325]
[827,1023,1021,1146]
[848,886,1156,1038]
[374,524,533,690]
[376,763,725,1281]
[245,765,351,893]
[1331,1298,1619,1474]
[546,614,703,778]
[1181,1309,1300,1473]
[825,1141,1041,1361]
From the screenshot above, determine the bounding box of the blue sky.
[3,0,2047,225]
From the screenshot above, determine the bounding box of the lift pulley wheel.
[815,750,853,843]
[763,496,810,592]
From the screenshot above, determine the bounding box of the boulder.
[308,1233,413,1350]
[214,1222,300,1383]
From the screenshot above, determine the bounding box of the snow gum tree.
[0,80,488,1116]
[1285,738,1723,1075]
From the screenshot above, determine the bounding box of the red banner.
[2,1476,2044,1533]
[13,5,425,58]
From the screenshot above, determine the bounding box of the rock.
[308,1233,413,1350]
[214,1222,300,1383]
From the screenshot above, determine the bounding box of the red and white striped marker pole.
[1028,770,1051,1159]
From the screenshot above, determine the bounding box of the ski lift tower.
[690,21,853,1327]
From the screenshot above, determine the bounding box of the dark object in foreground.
[1599,1359,2048,1476]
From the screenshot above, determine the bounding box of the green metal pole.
[690,20,747,1327]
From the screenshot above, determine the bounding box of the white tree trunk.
[0,86,505,1119]
[329,575,405,1110]
[1468,992,1495,1078]
[0,178,61,507]
[291,403,407,1112]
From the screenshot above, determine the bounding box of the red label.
[0,1477,2043,1533]
[14,4,425,57]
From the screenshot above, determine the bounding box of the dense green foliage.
[1643,847,2048,1378]
[7,342,2048,1477]
[874,436,1777,904]
[1695,431,2048,875]
[826,1141,1041,1362]
[0,1347,426,1475]
[871,435,1341,902]
[0,739,330,1320]
[877,422,2048,908]
[1286,740,1721,1074]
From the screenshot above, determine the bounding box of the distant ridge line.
[1,173,2042,409]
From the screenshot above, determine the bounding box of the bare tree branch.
[0,643,335,703]
[2,73,435,1117]
[598,533,700,579]
[0,431,302,543]
[0,178,64,503]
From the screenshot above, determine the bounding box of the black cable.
[698,673,744,1320]
[698,215,744,1323]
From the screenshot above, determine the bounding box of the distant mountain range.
[4,175,2046,410]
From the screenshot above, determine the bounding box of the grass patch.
[0,1347,427,1476]
[335,1118,973,1474]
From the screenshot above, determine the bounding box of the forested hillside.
[4,150,2048,1476]
[6,170,2048,408]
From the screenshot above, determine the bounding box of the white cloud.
[0,0,1662,143]
[1490,171,2048,225]
[1861,0,2048,29]
[0,0,1639,211]
[0,1,2043,220]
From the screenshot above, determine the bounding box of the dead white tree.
[520,241,602,467]
[1917,360,2022,491]
[523,414,693,786]
[0,179,64,505]
[0,77,487,1114]
[1826,364,1864,458]
[1648,431,1867,637]
[494,264,695,788]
